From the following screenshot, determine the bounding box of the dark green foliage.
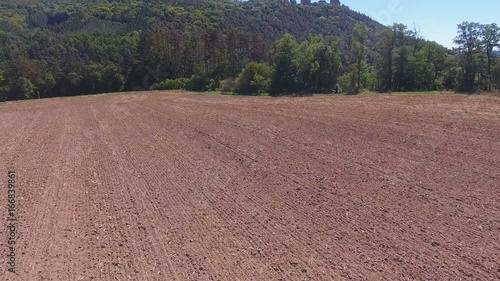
[158,78,189,90]
[492,61,500,90]
[481,24,500,91]
[453,21,500,93]
[235,62,273,95]
[370,22,498,93]
[295,35,342,93]
[186,75,210,92]
[374,28,396,92]
[454,22,482,93]
[269,33,342,96]
[220,77,236,93]
[341,23,369,94]
[0,72,9,101]
[269,34,300,96]
[10,77,37,100]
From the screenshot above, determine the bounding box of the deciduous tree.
[454,22,482,93]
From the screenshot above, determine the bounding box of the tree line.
[158,22,500,96]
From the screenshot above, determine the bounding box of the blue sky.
[341,0,500,48]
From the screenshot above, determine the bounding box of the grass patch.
[478,91,500,97]
[187,90,271,97]
[359,91,458,96]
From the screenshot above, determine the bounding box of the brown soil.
[1,92,499,280]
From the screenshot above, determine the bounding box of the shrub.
[157,78,189,90]
[339,72,357,94]
[11,77,37,100]
[235,62,273,95]
[207,78,220,91]
[186,75,209,92]
[220,77,236,92]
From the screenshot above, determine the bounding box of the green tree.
[235,62,273,95]
[10,78,37,100]
[422,41,449,88]
[342,23,369,94]
[0,71,10,101]
[375,28,396,92]
[295,35,324,93]
[35,73,57,98]
[407,50,434,90]
[269,34,299,96]
[393,24,411,91]
[319,36,342,93]
[454,22,482,93]
[274,35,343,95]
[480,23,500,91]
[492,60,500,90]
[352,23,369,93]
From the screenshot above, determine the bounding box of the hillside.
[2,0,384,40]
[0,0,386,99]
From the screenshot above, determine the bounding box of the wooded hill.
[0,0,498,100]
[3,0,384,39]
[0,0,384,99]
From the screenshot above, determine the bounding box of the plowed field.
[1,92,499,280]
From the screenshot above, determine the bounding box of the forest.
[0,0,499,101]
